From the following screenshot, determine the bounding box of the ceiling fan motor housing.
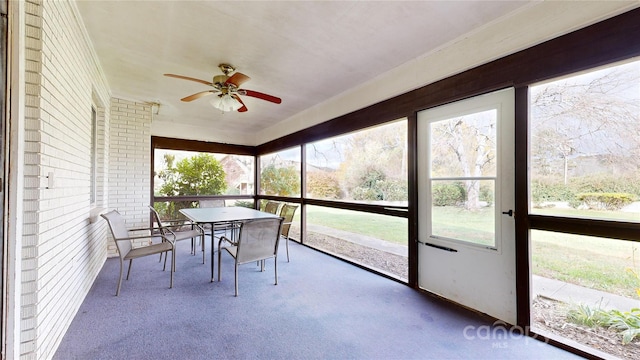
[212,74,229,88]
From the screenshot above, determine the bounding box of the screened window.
[259,147,301,197]
[305,120,408,204]
[305,205,408,280]
[154,149,254,197]
[529,58,640,223]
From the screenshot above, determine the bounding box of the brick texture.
[19,1,111,359]
[107,98,153,253]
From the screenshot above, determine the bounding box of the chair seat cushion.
[125,241,173,260]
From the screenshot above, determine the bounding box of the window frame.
[90,106,97,206]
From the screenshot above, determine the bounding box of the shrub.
[432,182,465,206]
[567,303,607,327]
[530,179,576,203]
[576,192,635,211]
[572,173,640,196]
[605,309,640,345]
[377,179,408,201]
[567,304,640,345]
[352,187,382,201]
[479,183,493,205]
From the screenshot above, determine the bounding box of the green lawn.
[534,207,640,222]
[532,230,640,298]
[532,208,640,298]
[301,204,640,300]
[303,206,407,245]
[431,206,495,246]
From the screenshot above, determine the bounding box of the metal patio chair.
[101,210,175,296]
[149,205,205,264]
[278,204,298,262]
[217,217,284,296]
[199,199,239,243]
[264,201,281,214]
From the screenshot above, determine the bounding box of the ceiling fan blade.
[240,89,282,104]
[164,73,212,86]
[181,90,216,102]
[232,95,248,112]
[225,72,251,87]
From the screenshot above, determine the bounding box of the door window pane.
[431,179,495,246]
[430,111,497,178]
[429,110,498,247]
[530,59,640,222]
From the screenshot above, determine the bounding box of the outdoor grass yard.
[532,230,640,299]
[430,206,494,246]
[302,205,640,300]
[302,206,407,245]
[532,207,640,299]
[534,207,640,222]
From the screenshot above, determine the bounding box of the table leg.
[210,223,215,282]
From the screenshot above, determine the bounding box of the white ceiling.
[75,1,637,146]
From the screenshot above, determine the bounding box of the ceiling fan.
[164,64,282,112]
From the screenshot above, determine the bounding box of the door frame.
[417,87,516,323]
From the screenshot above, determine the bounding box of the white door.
[417,88,516,323]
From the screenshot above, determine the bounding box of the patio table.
[179,206,281,281]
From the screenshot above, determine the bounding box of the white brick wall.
[20,1,111,359]
[107,98,153,253]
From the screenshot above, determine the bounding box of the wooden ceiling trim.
[152,136,255,156]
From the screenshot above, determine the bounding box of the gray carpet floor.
[53,238,582,359]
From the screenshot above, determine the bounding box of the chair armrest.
[163,220,204,233]
[128,226,166,233]
[114,233,173,244]
[160,223,204,241]
[161,219,190,224]
[217,235,236,248]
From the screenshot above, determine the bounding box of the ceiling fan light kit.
[164,63,281,113]
[211,93,243,112]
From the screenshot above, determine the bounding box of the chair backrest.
[101,210,132,258]
[235,217,283,263]
[199,199,225,208]
[279,204,298,237]
[148,206,169,236]
[263,201,281,214]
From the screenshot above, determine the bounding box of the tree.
[260,164,300,196]
[431,111,496,210]
[530,63,640,183]
[307,171,341,199]
[158,153,227,196]
[156,153,227,218]
[338,122,408,201]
